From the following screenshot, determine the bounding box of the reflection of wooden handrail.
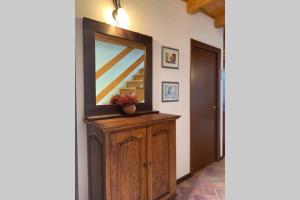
[95,47,133,80]
[96,55,145,104]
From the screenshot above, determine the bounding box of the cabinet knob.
[143,162,147,168]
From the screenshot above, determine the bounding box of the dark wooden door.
[190,39,221,173]
[148,122,176,200]
[110,128,148,200]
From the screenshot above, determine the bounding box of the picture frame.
[162,46,179,69]
[162,81,179,102]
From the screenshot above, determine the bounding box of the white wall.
[76,0,223,199]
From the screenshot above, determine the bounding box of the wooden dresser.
[85,113,180,200]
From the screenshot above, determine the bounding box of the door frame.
[190,39,222,163]
[222,29,225,159]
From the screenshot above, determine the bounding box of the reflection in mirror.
[95,33,146,105]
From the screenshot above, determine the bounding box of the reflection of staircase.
[120,68,144,102]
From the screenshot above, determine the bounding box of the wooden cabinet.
[85,113,180,200]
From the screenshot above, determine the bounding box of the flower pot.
[122,105,136,115]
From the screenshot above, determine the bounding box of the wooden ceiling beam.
[187,0,215,14]
[186,0,225,28]
[214,14,225,28]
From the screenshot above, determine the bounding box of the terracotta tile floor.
[175,159,225,200]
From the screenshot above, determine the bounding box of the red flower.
[110,94,138,106]
[110,95,121,105]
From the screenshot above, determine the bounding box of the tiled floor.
[175,159,225,200]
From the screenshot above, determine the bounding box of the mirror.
[95,33,146,105]
[83,18,153,116]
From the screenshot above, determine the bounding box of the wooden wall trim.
[95,47,133,80]
[96,55,145,104]
[176,173,193,184]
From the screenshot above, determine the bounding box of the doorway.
[190,39,221,173]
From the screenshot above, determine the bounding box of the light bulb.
[115,8,129,29]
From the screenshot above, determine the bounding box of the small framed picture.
[162,82,179,102]
[162,46,179,69]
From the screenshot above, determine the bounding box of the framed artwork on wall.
[162,46,179,69]
[162,81,179,102]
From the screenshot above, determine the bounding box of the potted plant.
[110,94,138,114]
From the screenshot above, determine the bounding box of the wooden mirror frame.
[83,17,153,117]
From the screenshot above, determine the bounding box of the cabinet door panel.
[110,128,147,200]
[149,122,176,200]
